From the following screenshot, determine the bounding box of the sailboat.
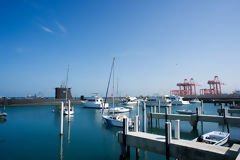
[63,65,74,115]
[102,58,133,127]
[0,103,8,118]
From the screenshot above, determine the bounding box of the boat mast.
[112,58,115,115]
[65,64,70,105]
[102,58,115,114]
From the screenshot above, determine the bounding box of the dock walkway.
[118,131,240,160]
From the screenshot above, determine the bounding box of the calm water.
[0,103,240,160]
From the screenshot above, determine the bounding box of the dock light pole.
[60,102,64,135]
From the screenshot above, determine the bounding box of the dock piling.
[134,116,139,132]
[143,102,146,132]
[165,107,168,122]
[60,102,64,135]
[121,118,128,159]
[137,101,140,116]
[165,122,171,160]
[158,99,161,113]
[174,120,180,140]
[68,100,71,122]
[201,100,204,114]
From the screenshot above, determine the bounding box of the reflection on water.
[67,122,71,144]
[0,117,7,124]
[59,135,63,160]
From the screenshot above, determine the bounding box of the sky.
[0,0,240,97]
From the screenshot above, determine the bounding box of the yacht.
[146,95,172,107]
[123,96,138,105]
[108,107,130,113]
[171,96,190,105]
[190,98,201,103]
[82,96,109,109]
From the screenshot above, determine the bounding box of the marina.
[1,101,240,160]
[1,1,240,159]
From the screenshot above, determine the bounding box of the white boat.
[123,105,134,110]
[190,98,201,103]
[146,95,172,107]
[193,131,230,146]
[108,107,130,113]
[102,114,134,127]
[171,96,190,105]
[123,96,138,105]
[176,109,195,115]
[0,112,8,117]
[102,58,132,127]
[82,96,109,109]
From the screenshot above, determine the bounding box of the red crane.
[200,76,224,95]
[170,78,197,96]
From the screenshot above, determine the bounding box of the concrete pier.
[218,108,240,115]
[118,131,240,160]
[147,112,240,128]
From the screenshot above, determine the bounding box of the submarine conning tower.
[55,87,72,99]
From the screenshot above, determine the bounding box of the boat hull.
[102,116,123,127]
[82,101,109,109]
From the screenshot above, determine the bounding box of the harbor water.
[0,103,240,160]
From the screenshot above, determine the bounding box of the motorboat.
[123,96,138,105]
[145,95,172,107]
[108,107,130,113]
[123,105,134,110]
[102,114,134,128]
[171,96,190,105]
[190,98,201,103]
[193,131,230,146]
[176,109,195,115]
[82,96,109,109]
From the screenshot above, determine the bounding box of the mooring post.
[174,120,180,140]
[201,100,204,114]
[165,107,169,122]
[60,102,64,135]
[143,102,146,132]
[221,103,225,116]
[198,106,202,116]
[165,122,171,160]
[137,101,140,116]
[158,99,161,113]
[68,100,71,122]
[150,112,153,128]
[233,101,235,107]
[168,105,172,114]
[134,116,139,132]
[121,118,128,159]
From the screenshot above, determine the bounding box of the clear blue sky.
[0,0,240,97]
